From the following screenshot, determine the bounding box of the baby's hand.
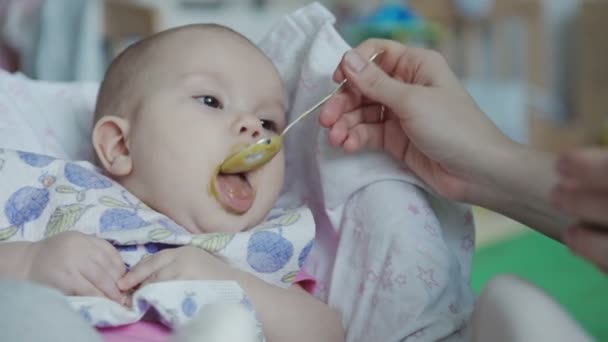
[25,231,127,304]
[118,246,232,291]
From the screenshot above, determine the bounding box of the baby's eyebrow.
[179,71,227,88]
[259,95,286,111]
[270,99,287,113]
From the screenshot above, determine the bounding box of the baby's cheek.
[263,158,285,203]
[274,150,286,181]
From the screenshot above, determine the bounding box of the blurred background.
[0,0,606,338]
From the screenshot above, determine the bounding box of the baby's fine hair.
[93,24,259,124]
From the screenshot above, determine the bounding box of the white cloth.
[0,3,475,340]
[0,148,314,332]
[258,3,475,341]
[0,69,98,161]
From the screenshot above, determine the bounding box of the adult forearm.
[0,242,33,280]
[465,142,575,241]
[229,269,344,342]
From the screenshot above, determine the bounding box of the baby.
[0,24,343,342]
[93,24,286,236]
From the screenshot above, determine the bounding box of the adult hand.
[320,39,513,202]
[118,246,231,291]
[25,231,127,303]
[553,148,608,273]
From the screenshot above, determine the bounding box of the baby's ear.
[92,116,132,177]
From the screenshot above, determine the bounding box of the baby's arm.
[0,233,126,303]
[0,242,33,280]
[328,180,474,340]
[120,246,345,341]
[228,269,345,342]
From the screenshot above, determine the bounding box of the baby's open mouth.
[210,168,255,215]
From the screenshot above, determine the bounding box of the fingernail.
[345,50,366,73]
[122,295,130,307]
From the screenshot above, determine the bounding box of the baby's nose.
[236,115,262,140]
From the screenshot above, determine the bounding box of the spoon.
[220,51,384,174]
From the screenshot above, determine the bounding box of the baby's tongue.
[215,174,254,214]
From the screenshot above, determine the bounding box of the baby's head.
[92,24,286,234]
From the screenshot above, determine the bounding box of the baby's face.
[124,31,286,234]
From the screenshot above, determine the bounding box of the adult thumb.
[342,50,415,114]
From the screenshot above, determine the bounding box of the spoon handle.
[281,51,384,136]
[281,79,347,135]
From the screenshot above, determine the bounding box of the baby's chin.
[185,209,269,235]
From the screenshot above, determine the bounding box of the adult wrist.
[460,137,522,209]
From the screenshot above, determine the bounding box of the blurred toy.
[340,1,440,48]
[453,0,495,20]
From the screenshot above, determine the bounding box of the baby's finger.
[140,266,176,288]
[557,148,608,189]
[80,261,122,301]
[117,257,156,291]
[564,225,608,273]
[552,185,608,226]
[118,253,171,291]
[70,275,106,298]
[344,123,385,153]
[90,238,127,280]
[87,253,122,289]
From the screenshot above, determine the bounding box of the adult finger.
[564,225,608,273]
[383,119,409,162]
[339,49,419,121]
[336,39,456,85]
[319,86,364,128]
[344,123,385,153]
[338,104,386,127]
[320,93,348,128]
[557,148,608,190]
[328,104,385,146]
[343,120,409,163]
[552,185,608,226]
[334,39,443,84]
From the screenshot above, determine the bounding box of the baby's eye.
[260,119,277,132]
[196,95,223,109]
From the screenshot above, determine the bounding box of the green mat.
[472,231,608,340]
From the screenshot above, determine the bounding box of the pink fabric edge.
[294,269,317,294]
[98,320,170,342]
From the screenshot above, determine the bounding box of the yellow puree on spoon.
[210,51,385,214]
